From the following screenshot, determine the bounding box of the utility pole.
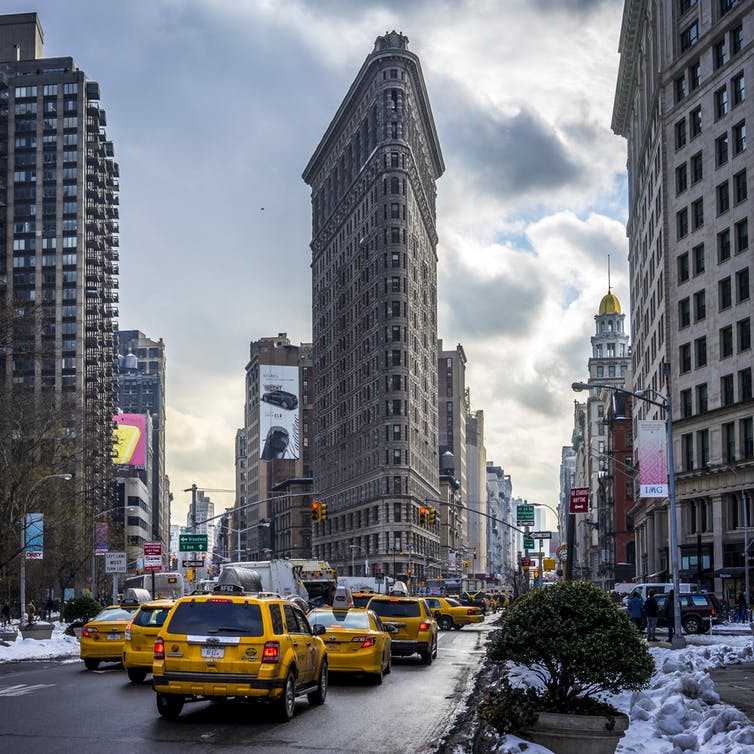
[191,484,198,533]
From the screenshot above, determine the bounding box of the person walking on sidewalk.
[628,591,645,632]
[644,589,659,641]
[736,591,747,622]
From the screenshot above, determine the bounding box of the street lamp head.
[571,382,590,392]
[59,473,73,481]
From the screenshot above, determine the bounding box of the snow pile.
[0,623,81,663]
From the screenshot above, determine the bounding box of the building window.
[735,218,748,252]
[694,290,706,321]
[676,163,688,194]
[679,0,697,13]
[715,86,729,119]
[681,389,693,418]
[690,151,703,182]
[718,228,731,261]
[717,181,730,214]
[721,374,735,405]
[680,343,692,372]
[681,22,699,52]
[677,208,688,239]
[679,297,691,328]
[738,318,751,351]
[695,336,707,367]
[733,73,745,106]
[743,417,754,459]
[731,24,744,55]
[689,60,701,90]
[715,38,728,69]
[740,368,753,401]
[716,133,729,165]
[692,243,705,274]
[733,121,747,154]
[692,197,704,229]
[675,119,687,149]
[675,75,687,103]
[690,106,702,138]
[696,383,708,413]
[737,267,750,301]
[734,169,747,203]
[682,434,694,470]
[697,429,710,468]
[678,252,690,282]
[720,325,734,358]
[719,277,732,309]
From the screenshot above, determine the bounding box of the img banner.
[638,420,668,498]
[25,513,44,560]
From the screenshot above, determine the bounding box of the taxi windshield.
[133,607,170,628]
[308,610,371,629]
[166,601,264,636]
[92,608,135,622]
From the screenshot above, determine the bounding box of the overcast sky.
[28,0,629,528]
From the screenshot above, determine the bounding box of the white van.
[615,582,694,601]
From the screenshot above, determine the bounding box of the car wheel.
[156,693,184,719]
[439,615,453,631]
[127,668,148,684]
[281,400,290,409]
[84,658,99,670]
[276,670,296,722]
[432,638,438,659]
[308,660,328,705]
[372,667,384,685]
[384,654,392,675]
[683,615,703,634]
[420,646,433,665]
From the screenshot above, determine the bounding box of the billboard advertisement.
[25,513,43,560]
[259,364,300,460]
[638,420,668,497]
[112,413,146,468]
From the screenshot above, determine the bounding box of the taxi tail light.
[352,636,375,648]
[419,622,431,631]
[154,638,165,660]
[82,627,97,638]
[208,598,232,604]
[466,608,477,616]
[262,641,281,663]
[125,619,134,642]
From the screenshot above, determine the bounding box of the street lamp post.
[349,545,368,577]
[572,379,685,649]
[19,473,73,624]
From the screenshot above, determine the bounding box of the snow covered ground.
[3,622,754,752]
[479,624,754,754]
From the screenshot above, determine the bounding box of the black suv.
[651,592,722,634]
[459,590,488,615]
[261,390,298,410]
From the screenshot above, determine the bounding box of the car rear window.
[368,600,421,618]
[445,598,461,607]
[352,594,373,608]
[165,601,264,636]
[688,595,711,607]
[308,610,371,629]
[133,607,170,628]
[92,608,135,622]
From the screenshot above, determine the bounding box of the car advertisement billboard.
[259,365,299,460]
[112,413,147,468]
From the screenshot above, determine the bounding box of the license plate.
[201,646,225,659]
[107,634,120,641]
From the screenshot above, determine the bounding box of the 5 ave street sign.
[532,531,552,539]
[523,536,535,550]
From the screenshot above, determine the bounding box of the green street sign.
[523,536,535,550]
[517,504,535,526]
[179,534,208,552]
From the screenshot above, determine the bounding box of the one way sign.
[532,531,552,539]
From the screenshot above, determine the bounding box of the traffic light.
[419,506,427,524]
[428,507,436,525]
[311,501,321,521]
[473,548,478,559]
[187,568,195,580]
[319,502,328,521]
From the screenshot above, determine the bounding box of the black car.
[261,390,298,410]
[261,426,289,460]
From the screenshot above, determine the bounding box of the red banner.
[569,487,590,514]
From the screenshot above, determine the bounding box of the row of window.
[14,83,78,97]
[681,416,753,471]
[678,268,749,324]
[679,318,751,371]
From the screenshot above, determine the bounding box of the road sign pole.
[538,540,544,588]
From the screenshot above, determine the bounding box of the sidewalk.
[709,661,754,721]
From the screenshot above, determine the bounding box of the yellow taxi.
[352,590,377,608]
[152,566,328,721]
[80,604,140,670]
[366,590,438,665]
[424,596,484,631]
[308,597,394,684]
[122,598,174,683]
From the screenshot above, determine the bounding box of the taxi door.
[283,603,313,684]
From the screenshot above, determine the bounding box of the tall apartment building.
[0,14,119,592]
[116,329,169,549]
[465,407,487,575]
[303,31,444,580]
[235,334,313,561]
[613,0,753,595]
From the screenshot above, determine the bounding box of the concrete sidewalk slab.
[709,662,754,721]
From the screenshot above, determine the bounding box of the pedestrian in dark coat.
[664,589,676,641]
[644,590,659,641]
[627,592,645,631]
[736,591,747,622]
[1,603,10,626]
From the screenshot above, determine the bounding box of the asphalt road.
[0,617,495,754]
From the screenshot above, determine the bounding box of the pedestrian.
[26,600,36,626]
[664,589,676,642]
[736,591,747,622]
[627,591,645,632]
[1,602,10,627]
[644,589,659,641]
[45,597,54,622]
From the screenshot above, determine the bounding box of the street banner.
[95,521,109,554]
[638,420,668,497]
[569,487,589,514]
[25,513,43,559]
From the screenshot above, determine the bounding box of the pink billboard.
[638,420,668,498]
[112,413,146,468]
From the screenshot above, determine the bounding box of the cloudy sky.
[29,0,630,527]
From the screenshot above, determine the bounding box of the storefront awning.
[714,567,746,579]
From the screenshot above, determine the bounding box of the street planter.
[520,710,630,754]
[20,622,54,640]
[0,629,18,643]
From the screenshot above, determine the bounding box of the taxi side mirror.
[312,624,326,636]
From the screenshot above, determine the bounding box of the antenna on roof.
[607,255,612,293]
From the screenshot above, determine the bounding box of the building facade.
[613,0,754,597]
[0,13,120,594]
[303,31,445,581]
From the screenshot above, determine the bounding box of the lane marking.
[0,683,55,697]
